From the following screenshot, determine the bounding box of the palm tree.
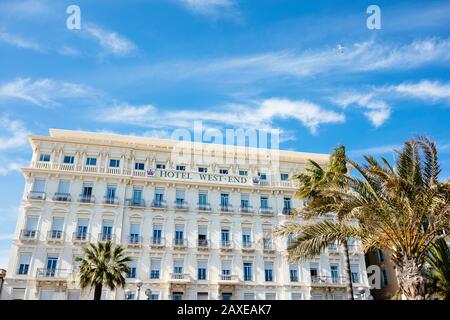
[275,137,450,299]
[425,238,450,300]
[289,145,354,300]
[76,241,131,300]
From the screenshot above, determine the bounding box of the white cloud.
[0,31,43,52]
[177,0,239,18]
[386,80,450,102]
[85,24,136,57]
[0,115,30,150]
[98,98,345,134]
[0,0,50,18]
[0,78,99,107]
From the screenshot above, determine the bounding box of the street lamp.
[145,288,152,300]
[357,286,366,300]
[135,279,143,300]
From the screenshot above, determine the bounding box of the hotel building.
[1,129,370,300]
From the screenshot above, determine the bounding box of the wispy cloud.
[177,0,240,19]
[0,0,51,18]
[385,80,450,102]
[0,78,100,107]
[0,31,43,52]
[0,115,30,150]
[98,98,345,134]
[85,24,137,57]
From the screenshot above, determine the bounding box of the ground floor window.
[172,292,183,300]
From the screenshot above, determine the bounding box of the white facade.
[1,129,370,300]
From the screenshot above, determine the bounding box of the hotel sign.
[148,169,249,184]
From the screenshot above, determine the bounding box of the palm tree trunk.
[396,256,426,300]
[342,239,354,300]
[94,283,103,300]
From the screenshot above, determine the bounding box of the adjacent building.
[1,129,370,300]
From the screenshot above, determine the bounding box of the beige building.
[1,129,370,300]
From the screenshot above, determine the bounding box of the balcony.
[328,244,339,254]
[103,196,119,205]
[98,233,115,243]
[197,238,209,251]
[72,232,90,243]
[310,275,346,287]
[46,230,64,243]
[151,200,167,209]
[241,241,255,252]
[263,240,276,253]
[36,268,71,280]
[282,207,294,215]
[259,207,274,216]
[127,234,142,247]
[239,206,254,214]
[174,200,189,211]
[173,238,188,249]
[219,205,234,214]
[125,198,145,208]
[169,273,190,283]
[28,191,46,201]
[149,237,165,249]
[197,203,211,211]
[220,240,233,251]
[53,193,71,202]
[218,274,240,285]
[20,229,38,242]
[78,194,95,204]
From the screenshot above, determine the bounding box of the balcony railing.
[78,194,95,204]
[220,240,232,249]
[173,238,187,247]
[170,273,189,280]
[20,229,38,241]
[174,200,189,210]
[242,241,254,250]
[197,203,211,211]
[310,275,346,285]
[36,268,71,279]
[127,234,142,245]
[150,237,165,247]
[219,205,234,213]
[259,207,273,215]
[282,207,293,215]
[98,233,115,242]
[125,198,145,208]
[239,206,254,214]
[103,196,119,205]
[263,240,275,251]
[47,230,64,241]
[28,191,46,200]
[53,193,71,202]
[197,238,209,248]
[151,200,167,209]
[72,232,90,242]
[219,274,239,282]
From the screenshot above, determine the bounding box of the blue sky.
[0,0,449,268]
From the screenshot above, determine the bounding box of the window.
[40,289,55,300]
[242,228,251,248]
[280,173,289,181]
[45,254,58,277]
[76,218,88,240]
[63,156,74,164]
[197,260,207,280]
[258,172,267,180]
[101,220,113,241]
[134,162,145,170]
[105,184,117,203]
[150,259,161,279]
[220,193,229,207]
[221,229,230,246]
[152,224,162,244]
[243,262,253,281]
[283,197,291,211]
[221,260,231,276]
[129,223,140,243]
[265,293,276,300]
[57,180,70,195]
[81,182,93,197]
[149,293,159,300]
[219,169,229,174]
[333,293,344,300]
[198,167,207,173]
[24,216,38,236]
[310,263,318,280]
[289,264,298,282]
[197,292,208,300]
[156,163,165,169]
[39,154,50,162]
[243,293,255,300]
[240,194,249,209]
[175,189,185,206]
[127,260,137,278]
[291,293,302,300]
[264,261,274,282]
[198,191,207,207]
[312,293,322,300]
[12,288,26,300]
[350,265,360,283]
[50,217,64,239]
[174,225,184,245]
[198,226,208,246]
[86,157,97,166]
[155,188,164,204]
[239,170,248,176]
[222,293,232,300]
[109,159,120,168]
[260,196,269,209]
[330,265,339,283]
[173,259,183,274]
[172,293,183,300]
[132,187,143,206]
[32,179,46,192]
[17,254,31,275]
[176,165,186,171]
